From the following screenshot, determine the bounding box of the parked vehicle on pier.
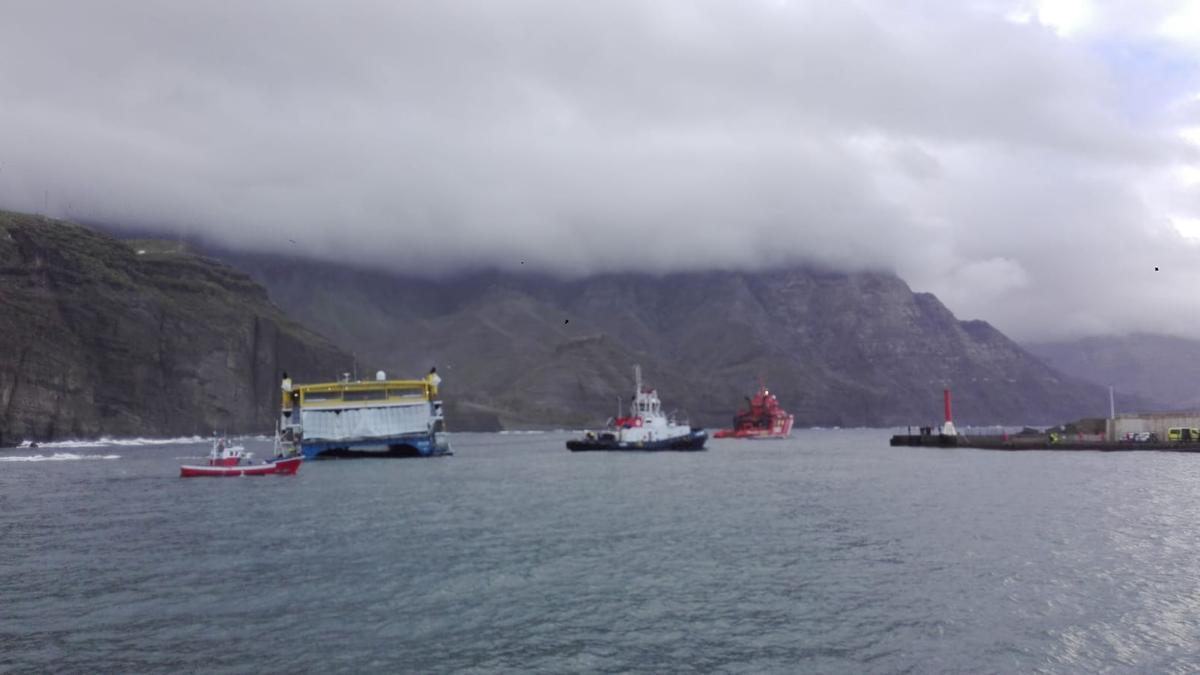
[1167,427,1199,442]
[1123,431,1158,443]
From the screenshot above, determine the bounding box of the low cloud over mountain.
[2,1,1199,340]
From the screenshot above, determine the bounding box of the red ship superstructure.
[714,384,795,439]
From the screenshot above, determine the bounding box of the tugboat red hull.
[180,457,303,478]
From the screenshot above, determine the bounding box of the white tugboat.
[567,366,707,452]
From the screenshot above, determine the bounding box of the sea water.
[3,430,1200,673]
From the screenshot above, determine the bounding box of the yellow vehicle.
[1167,427,1200,442]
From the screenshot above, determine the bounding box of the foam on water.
[0,453,121,462]
[23,435,211,449]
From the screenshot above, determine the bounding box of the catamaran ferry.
[280,371,450,459]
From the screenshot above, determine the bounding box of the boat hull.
[180,457,303,478]
[298,432,451,459]
[713,428,792,439]
[567,430,708,452]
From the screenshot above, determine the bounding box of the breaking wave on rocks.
[19,435,210,449]
[0,453,121,462]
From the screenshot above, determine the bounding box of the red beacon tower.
[941,389,957,436]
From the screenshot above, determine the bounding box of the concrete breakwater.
[890,433,1200,452]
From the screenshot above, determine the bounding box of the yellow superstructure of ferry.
[280,372,449,458]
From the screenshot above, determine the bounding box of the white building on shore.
[1106,412,1200,441]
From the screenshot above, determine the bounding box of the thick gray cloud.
[1,0,1198,340]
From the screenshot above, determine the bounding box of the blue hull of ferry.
[299,433,451,459]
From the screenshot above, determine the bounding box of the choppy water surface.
[5,430,1200,673]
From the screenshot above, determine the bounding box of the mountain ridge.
[1,212,1132,441]
[1025,333,1200,412]
[211,249,1122,429]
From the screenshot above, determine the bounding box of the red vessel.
[714,385,795,439]
[180,457,302,478]
[179,435,303,477]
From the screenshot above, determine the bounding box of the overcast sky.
[1,0,1199,340]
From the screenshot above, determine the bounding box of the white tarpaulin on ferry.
[302,404,430,442]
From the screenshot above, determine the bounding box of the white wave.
[24,435,210,449]
[0,453,121,462]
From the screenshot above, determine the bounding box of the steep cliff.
[223,255,1114,429]
[0,212,352,445]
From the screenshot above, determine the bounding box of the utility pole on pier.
[1109,385,1116,442]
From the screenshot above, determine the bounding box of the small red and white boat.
[179,457,302,477]
[714,384,795,439]
[179,436,302,478]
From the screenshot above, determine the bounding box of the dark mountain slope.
[1026,334,1200,411]
[220,253,1114,429]
[0,212,352,445]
